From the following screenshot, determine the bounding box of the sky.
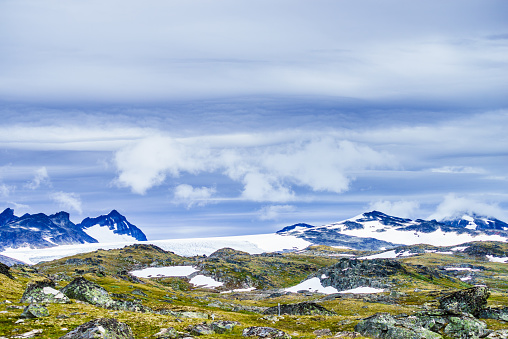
[0,0,507,239]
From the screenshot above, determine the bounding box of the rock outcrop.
[263,302,335,316]
[20,304,50,319]
[59,318,134,339]
[438,286,490,317]
[0,262,13,279]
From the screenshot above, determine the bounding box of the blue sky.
[0,0,507,239]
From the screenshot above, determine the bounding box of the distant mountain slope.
[277,211,508,250]
[78,210,147,242]
[0,208,146,251]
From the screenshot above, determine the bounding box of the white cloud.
[25,167,50,190]
[369,200,420,218]
[428,193,507,221]
[113,134,394,202]
[50,191,83,214]
[430,166,485,174]
[258,205,296,220]
[173,184,216,208]
[0,184,14,197]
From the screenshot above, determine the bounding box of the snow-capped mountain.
[277,211,508,250]
[0,208,146,251]
[78,210,147,242]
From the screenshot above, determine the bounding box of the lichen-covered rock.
[243,326,291,338]
[20,303,49,318]
[210,320,240,334]
[187,323,214,336]
[152,327,180,338]
[61,277,114,307]
[355,313,442,339]
[59,318,134,339]
[480,307,508,321]
[21,278,70,304]
[486,329,508,339]
[438,286,490,317]
[263,302,336,316]
[443,316,489,339]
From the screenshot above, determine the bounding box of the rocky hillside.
[0,241,507,338]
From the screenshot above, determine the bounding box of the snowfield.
[83,224,138,243]
[130,266,198,278]
[0,233,311,265]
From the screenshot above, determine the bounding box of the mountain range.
[0,209,147,251]
[277,210,508,250]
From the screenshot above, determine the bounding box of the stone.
[59,318,134,339]
[21,278,71,304]
[187,323,214,336]
[263,302,336,316]
[355,312,442,339]
[131,289,148,297]
[480,307,508,321]
[20,303,49,318]
[243,326,291,338]
[486,330,508,339]
[153,327,180,338]
[11,329,43,338]
[443,316,489,339]
[334,332,361,338]
[61,277,114,307]
[313,328,332,336]
[438,286,490,317]
[210,320,240,333]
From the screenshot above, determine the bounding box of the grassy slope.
[0,243,507,338]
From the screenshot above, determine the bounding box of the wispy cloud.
[49,191,83,214]
[430,166,485,174]
[173,184,216,209]
[258,205,296,220]
[0,184,14,197]
[24,167,50,190]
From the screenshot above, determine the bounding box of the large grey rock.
[20,303,50,318]
[355,312,442,339]
[438,286,490,317]
[355,310,490,339]
[152,327,180,338]
[263,302,335,316]
[61,277,113,307]
[21,278,70,304]
[59,318,134,339]
[486,330,508,339]
[243,326,291,338]
[187,323,214,336]
[210,321,240,334]
[0,262,13,278]
[480,307,508,321]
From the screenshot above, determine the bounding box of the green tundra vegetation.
[0,242,507,338]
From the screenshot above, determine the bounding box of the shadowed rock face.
[438,286,490,317]
[59,318,134,339]
[0,262,13,278]
[263,302,336,316]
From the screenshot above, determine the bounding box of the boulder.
[59,318,134,339]
[480,307,508,321]
[153,327,180,338]
[210,320,240,334]
[355,310,490,339]
[61,277,114,307]
[242,326,291,338]
[355,312,442,339]
[187,323,214,336]
[438,286,490,317]
[486,330,508,339]
[20,303,49,318]
[263,302,336,316]
[21,278,70,304]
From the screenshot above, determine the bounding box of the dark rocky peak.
[78,210,147,241]
[442,214,508,231]
[357,211,412,226]
[276,223,315,234]
[0,208,18,226]
[49,211,75,228]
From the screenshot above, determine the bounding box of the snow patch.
[284,277,339,294]
[84,224,138,243]
[189,275,224,288]
[444,267,480,272]
[221,287,256,294]
[487,255,508,263]
[450,246,468,252]
[338,286,385,294]
[359,250,415,260]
